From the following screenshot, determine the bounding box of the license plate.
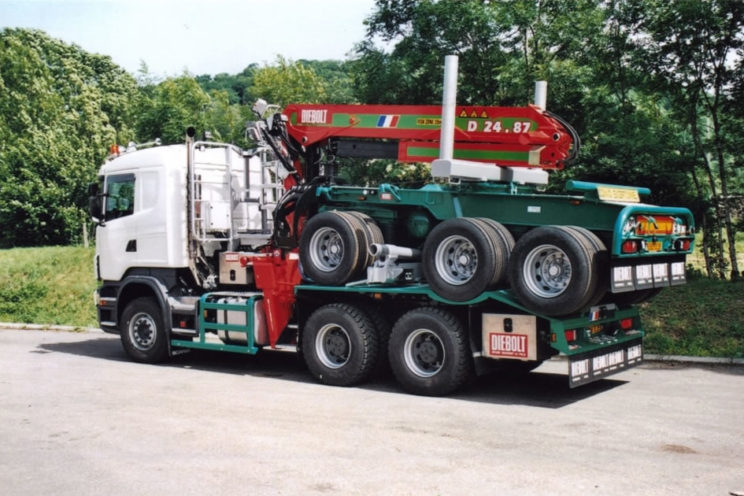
[569,339,643,387]
[646,241,662,252]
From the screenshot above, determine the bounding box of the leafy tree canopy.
[0,28,138,247]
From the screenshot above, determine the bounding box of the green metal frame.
[295,283,644,358]
[315,181,695,259]
[171,294,260,355]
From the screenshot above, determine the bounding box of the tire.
[422,217,502,302]
[388,307,472,396]
[357,301,393,377]
[302,303,379,387]
[508,225,599,316]
[120,297,168,363]
[343,211,384,270]
[476,217,515,286]
[563,226,608,307]
[299,211,361,285]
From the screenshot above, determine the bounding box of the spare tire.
[422,217,502,302]
[299,211,361,285]
[508,225,599,316]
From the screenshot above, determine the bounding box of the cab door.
[97,173,139,281]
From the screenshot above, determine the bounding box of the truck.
[88,56,694,395]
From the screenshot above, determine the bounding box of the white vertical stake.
[439,55,458,160]
[534,81,547,110]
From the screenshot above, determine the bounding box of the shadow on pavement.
[40,332,626,408]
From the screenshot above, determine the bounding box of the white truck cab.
[90,141,283,282]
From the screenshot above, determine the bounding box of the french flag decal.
[376,114,400,127]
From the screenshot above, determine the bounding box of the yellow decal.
[416,118,441,126]
[597,186,640,203]
[459,110,468,118]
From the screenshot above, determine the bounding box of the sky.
[0,0,378,77]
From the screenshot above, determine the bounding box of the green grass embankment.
[0,245,97,327]
[639,278,744,358]
[0,245,742,357]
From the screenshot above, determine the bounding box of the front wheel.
[120,297,168,363]
[388,308,472,396]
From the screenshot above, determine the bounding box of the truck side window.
[105,174,135,221]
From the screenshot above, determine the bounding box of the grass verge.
[0,245,97,327]
[639,277,744,358]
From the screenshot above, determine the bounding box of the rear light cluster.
[561,317,636,344]
[621,215,692,254]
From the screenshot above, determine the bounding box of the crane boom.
[282,103,576,170]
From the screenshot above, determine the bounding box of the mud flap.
[568,338,643,388]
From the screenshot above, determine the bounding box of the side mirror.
[87,183,104,224]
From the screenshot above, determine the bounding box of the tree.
[634,0,744,278]
[0,28,138,247]
[251,56,329,106]
[135,75,211,144]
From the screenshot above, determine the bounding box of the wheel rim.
[128,312,157,351]
[404,329,445,378]
[308,226,344,272]
[434,234,477,285]
[523,244,572,298]
[315,324,351,369]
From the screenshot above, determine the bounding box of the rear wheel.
[509,226,599,316]
[302,303,379,387]
[120,297,168,363]
[388,307,472,396]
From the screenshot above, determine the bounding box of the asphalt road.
[1,328,742,496]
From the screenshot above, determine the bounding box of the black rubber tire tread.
[475,217,514,286]
[567,226,609,307]
[552,225,602,312]
[357,300,392,377]
[476,217,516,253]
[334,211,371,280]
[119,297,169,364]
[299,211,361,285]
[561,226,608,308]
[302,303,379,387]
[422,217,498,302]
[388,307,473,396]
[508,225,597,316]
[344,211,385,271]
